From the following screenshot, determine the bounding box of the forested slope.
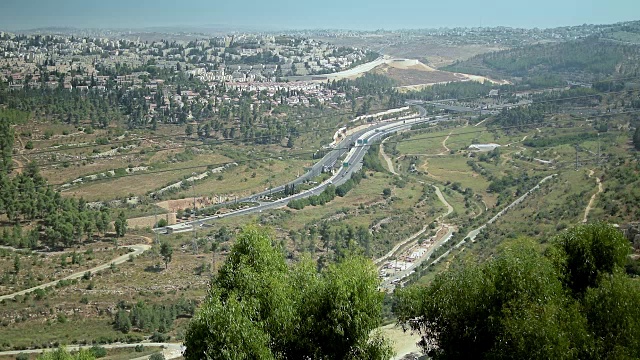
[444,36,640,83]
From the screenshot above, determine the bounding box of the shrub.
[33,288,46,301]
[151,332,169,342]
[149,353,166,360]
[90,345,108,358]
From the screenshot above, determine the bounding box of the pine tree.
[114,211,127,238]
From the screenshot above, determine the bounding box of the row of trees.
[113,298,196,334]
[287,168,369,210]
[394,223,640,359]
[288,143,385,209]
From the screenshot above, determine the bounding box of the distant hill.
[444,35,640,83]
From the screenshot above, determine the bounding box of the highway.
[158,104,449,231]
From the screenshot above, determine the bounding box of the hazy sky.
[1,0,639,31]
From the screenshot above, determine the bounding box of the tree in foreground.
[395,223,640,360]
[184,225,393,360]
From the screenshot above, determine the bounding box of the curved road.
[0,241,151,301]
[0,105,448,358]
[163,104,445,230]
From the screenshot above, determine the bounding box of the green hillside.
[444,36,640,82]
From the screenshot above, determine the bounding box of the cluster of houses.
[0,31,372,116]
[0,31,372,87]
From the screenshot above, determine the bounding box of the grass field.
[395,124,537,155]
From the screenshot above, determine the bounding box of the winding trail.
[583,170,603,223]
[12,133,28,174]
[380,137,398,175]
[433,185,454,217]
[439,132,452,154]
[12,158,24,174]
[0,237,152,301]
[426,175,557,267]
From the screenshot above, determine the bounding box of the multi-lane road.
[158,104,450,231]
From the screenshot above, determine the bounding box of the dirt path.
[380,138,398,175]
[433,184,454,218]
[439,132,452,154]
[475,118,489,127]
[0,236,152,301]
[11,158,23,174]
[12,133,28,174]
[0,343,183,359]
[583,170,603,223]
[504,135,528,148]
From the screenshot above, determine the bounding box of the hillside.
[444,36,640,83]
